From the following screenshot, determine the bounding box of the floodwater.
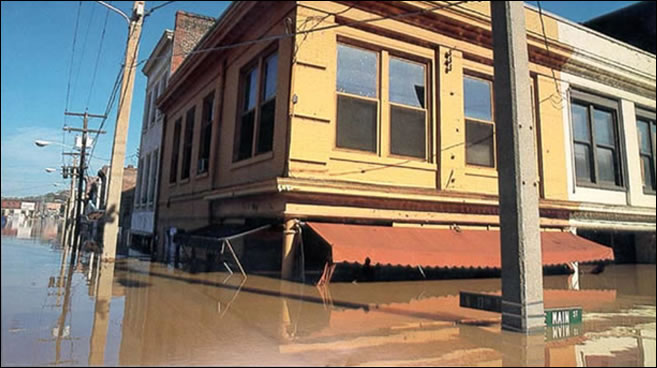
[1,233,655,366]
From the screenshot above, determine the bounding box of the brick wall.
[171,11,216,75]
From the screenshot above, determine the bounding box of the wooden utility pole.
[60,155,78,249]
[64,112,106,261]
[102,1,145,261]
[491,1,545,332]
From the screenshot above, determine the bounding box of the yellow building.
[156,1,656,279]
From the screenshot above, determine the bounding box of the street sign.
[459,291,501,313]
[545,307,582,326]
[459,291,583,327]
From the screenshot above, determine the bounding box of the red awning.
[307,222,614,268]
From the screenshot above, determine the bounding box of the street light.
[34,138,92,150]
[35,139,55,147]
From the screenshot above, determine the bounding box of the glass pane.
[143,156,150,204]
[389,58,425,108]
[465,121,494,167]
[650,121,657,160]
[574,143,592,182]
[337,95,377,152]
[571,103,590,142]
[596,147,616,184]
[257,99,276,154]
[390,106,426,158]
[262,53,278,101]
[170,120,181,183]
[464,76,492,121]
[243,67,257,111]
[235,111,255,161]
[637,120,652,154]
[641,155,655,189]
[337,44,377,98]
[594,108,615,146]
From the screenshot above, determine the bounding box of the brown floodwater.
[1,234,655,366]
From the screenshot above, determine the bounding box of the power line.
[536,1,565,106]
[135,0,474,67]
[64,1,83,118]
[86,2,112,109]
[450,1,653,80]
[70,2,97,111]
[145,1,176,16]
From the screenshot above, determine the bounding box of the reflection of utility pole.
[53,246,76,365]
[491,2,544,332]
[88,260,115,365]
[64,112,106,261]
[102,1,145,261]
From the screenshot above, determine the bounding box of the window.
[233,51,278,162]
[335,43,430,158]
[464,76,494,167]
[181,107,195,180]
[149,92,156,126]
[389,57,427,158]
[143,92,151,133]
[198,92,214,174]
[142,154,151,204]
[637,109,656,193]
[148,149,158,204]
[570,90,622,187]
[136,158,144,205]
[156,79,165,121]
[169,118,182,183]
[336,44,378,152]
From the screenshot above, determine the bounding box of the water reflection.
[1,235,655,367]
[1,214,60,241]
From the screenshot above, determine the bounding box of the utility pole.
[64,112,106,261]
[61,155,79,249]
[102,1,145,261]
[491,2,544,333]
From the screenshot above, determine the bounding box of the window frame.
[169,118,182,184]
[142,153,151,205]
[197,91,215,176]
[233,46,278,163]
[334,39,432,161]
[636,107,656,194]
[180,106,196,181]
[569,89,624,190]
[463,73,496,169]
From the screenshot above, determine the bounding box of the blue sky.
[0,1,639,197]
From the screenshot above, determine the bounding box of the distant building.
[131,11,215,254]
[1,200,21,216]
[583,1,656,54]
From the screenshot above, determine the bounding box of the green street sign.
[459,292,584,328]
[544,307,582,327]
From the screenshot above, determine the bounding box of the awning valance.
[307,222,614,268]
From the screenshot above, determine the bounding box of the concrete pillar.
[281,219,298,280]
[491,2,545,332]
[102,1,144,261]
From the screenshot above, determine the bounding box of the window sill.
[464,164,498,179]
[575,181,626,192]
[642,188,656,196]
[168,182,177,188]
[196,172,209,180]
[178,178,190,185]
[231,151,274,170]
